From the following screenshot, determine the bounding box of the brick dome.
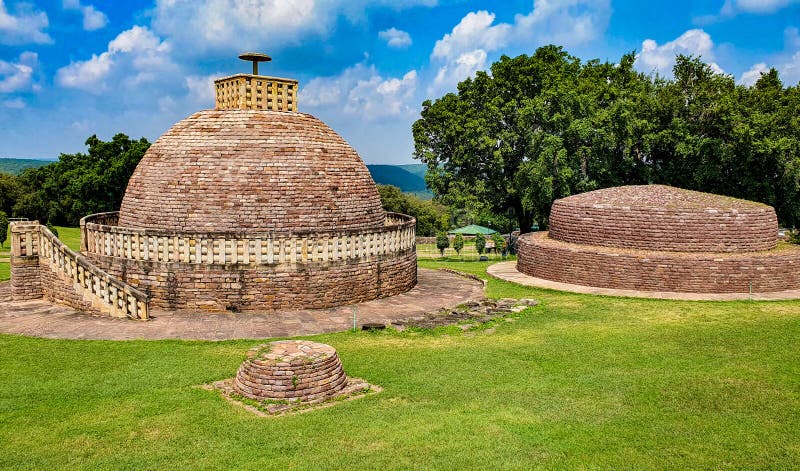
[118,110,385,233]
[548,185,777,253]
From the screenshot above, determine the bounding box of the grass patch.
[0,262,8,281]
[53,226,81,251]
[2,262,800,468]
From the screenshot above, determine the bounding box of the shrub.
[453,233,464,255]
[474,233,486,254]
[45,222,58,238]
[436,231,450,256]
[492,233,505,253]
[0,211,7,248]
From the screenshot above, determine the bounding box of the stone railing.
[214,74,298,112]
[10,221,149,319]
[80,212,416,266]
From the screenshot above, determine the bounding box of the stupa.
[516,185,800,294]
[9,53,417,318]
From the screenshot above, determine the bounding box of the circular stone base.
[233,340,347,402]
[488,261,800,301]
[516,232,800,295]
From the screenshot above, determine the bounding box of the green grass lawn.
[2,261,800,469]
[0,225,79,281]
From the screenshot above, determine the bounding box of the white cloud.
[513,0,611,47]
[431,49,487,92]
[0,0,51,44]
[379,27,412,48]
[2,97,25,108]
[0,51,37,93]
[740,63,770,86]
[635,29,724,76]
[63,0,108,31]
[739,28,800,86]
[429,1,610,94]
[184,72,220,107]
[721,0,798,15]
[152,0,436,53]
[303,63,418,121]
[56,26,174,93]
[432,11,510,61]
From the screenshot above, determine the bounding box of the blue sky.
[1,0,799,164]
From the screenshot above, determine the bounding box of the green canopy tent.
[448,224,498,236]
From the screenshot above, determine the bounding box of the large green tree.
[413,46,652,231]
[414,46,800,230]
[12,134,150,225]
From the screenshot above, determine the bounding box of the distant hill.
[0,158,52,175]
[367,164,432,198]
[396,164,427,180]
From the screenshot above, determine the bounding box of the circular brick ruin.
[517,185,800,294]
[548,185,777,253]
[118,111,385,233]
[81,111,417,312]
[233,340,348,402]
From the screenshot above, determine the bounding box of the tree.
[492,233,506,253]
[377,185,450,236]
[453,233,464,255]
[45,222,58,238]
[0,211,7,248]
[11,134,150,225]
[413,46,653,232]
[0,173,20,216]
[436,231,450,257]
[474,233,486,255]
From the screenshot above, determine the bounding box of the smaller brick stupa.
[233,340,348,402]
[516,185,800,294]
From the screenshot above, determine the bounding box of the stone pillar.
[10,221,42,301]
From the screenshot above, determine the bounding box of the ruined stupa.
[10,53,417,318]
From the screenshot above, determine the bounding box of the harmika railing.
[80,212,416,266]
[10,221,149,319]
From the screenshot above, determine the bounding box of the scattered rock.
[390,297,538,330]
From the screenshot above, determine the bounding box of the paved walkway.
[488,261,800,301]
[0,268,484,340]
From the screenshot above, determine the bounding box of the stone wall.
[549,203,777,253]
[548,185,778,253]
[89,249,417,312]
[10,256,42,300]
[518,232,800,294]
[9,221,149,319]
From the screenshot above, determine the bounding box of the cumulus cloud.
[696,0,799,25]
[740,63,770,86]
[303,63,418,121]
[152,0,435,53]
[63,0,108,31]
[56,26,174,93]
[720,0,798,15]
[379,27,412,48]
[0,0,51,44]
[739,27,800,86]
[0,51,37,94]
[429,1,610,94]
[635,29,724,76]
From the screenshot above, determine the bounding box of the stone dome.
[118,110,385,233]
[548,185,777,253]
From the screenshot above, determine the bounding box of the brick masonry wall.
[39,263,102,315]
[88,250,417,312]
[548,185,778,253]
[10,257,42,300]
[518,232,800,293]
[118,110,385,233]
